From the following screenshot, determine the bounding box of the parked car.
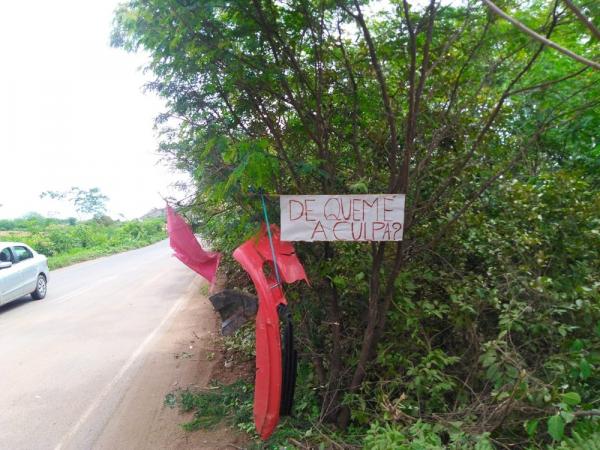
[0,242,49,306]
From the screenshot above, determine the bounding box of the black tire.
[31,274,47,300]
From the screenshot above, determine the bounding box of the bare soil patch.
[94,279,250,450]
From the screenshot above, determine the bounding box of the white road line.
[48,276,119,305]
[47,252,167,305]
[53,280,195,450]
[49,286,97,305]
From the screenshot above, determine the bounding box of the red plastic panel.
[233,240,283,440]
[255,224,309,285]
[232,224,308,440]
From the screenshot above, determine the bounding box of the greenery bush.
[0,216,166,269]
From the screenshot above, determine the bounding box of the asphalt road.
[0,240,200,450]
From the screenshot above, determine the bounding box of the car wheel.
[31,274,47,300]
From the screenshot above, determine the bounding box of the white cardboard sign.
[280,194,405,242]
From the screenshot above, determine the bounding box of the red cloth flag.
[166,205,221,283]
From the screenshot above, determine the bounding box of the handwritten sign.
[280,194,405,242]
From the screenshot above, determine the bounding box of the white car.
[0,242,49,306]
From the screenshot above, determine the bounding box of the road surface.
[0,240,220,450]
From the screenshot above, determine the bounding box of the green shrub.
[0,216,166,269]
[363,422,494,450]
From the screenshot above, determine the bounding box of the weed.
[223,322,255,358]
[165,362,362,449]
[167,380,253,432]
[199,284,210,296]
[164,392,177,408]
[174,351,194,360]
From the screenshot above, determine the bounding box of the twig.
[574,409,600,417]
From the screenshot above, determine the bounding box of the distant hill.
[140,207,166,220]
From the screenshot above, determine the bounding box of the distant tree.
[41,187,109,219]
[23,212,44,220]
[93,215,116,226]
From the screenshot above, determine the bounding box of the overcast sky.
[0,1,184,220]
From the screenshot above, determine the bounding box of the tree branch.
[562,0,600,40]
[508,66,589,96]
[343,0,401,191]
[412,9,559,232]
[482,0,600,70]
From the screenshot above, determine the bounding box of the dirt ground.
[94,279,251,450]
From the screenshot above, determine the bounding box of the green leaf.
[547,415,565,441]
[332,275,347,289]
[579,359,592,379]
[561,392,581,406]
[496,391,510,401]
[525,418,539,437]
[560,411,575,424]
[570,339,584,352]
[349,181,368,194]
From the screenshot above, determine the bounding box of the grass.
[164,359,360,449]
[47,238,165,270]
[166,380,254,432]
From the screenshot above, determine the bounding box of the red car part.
[232,224,307,440]
[254,224,308,285]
